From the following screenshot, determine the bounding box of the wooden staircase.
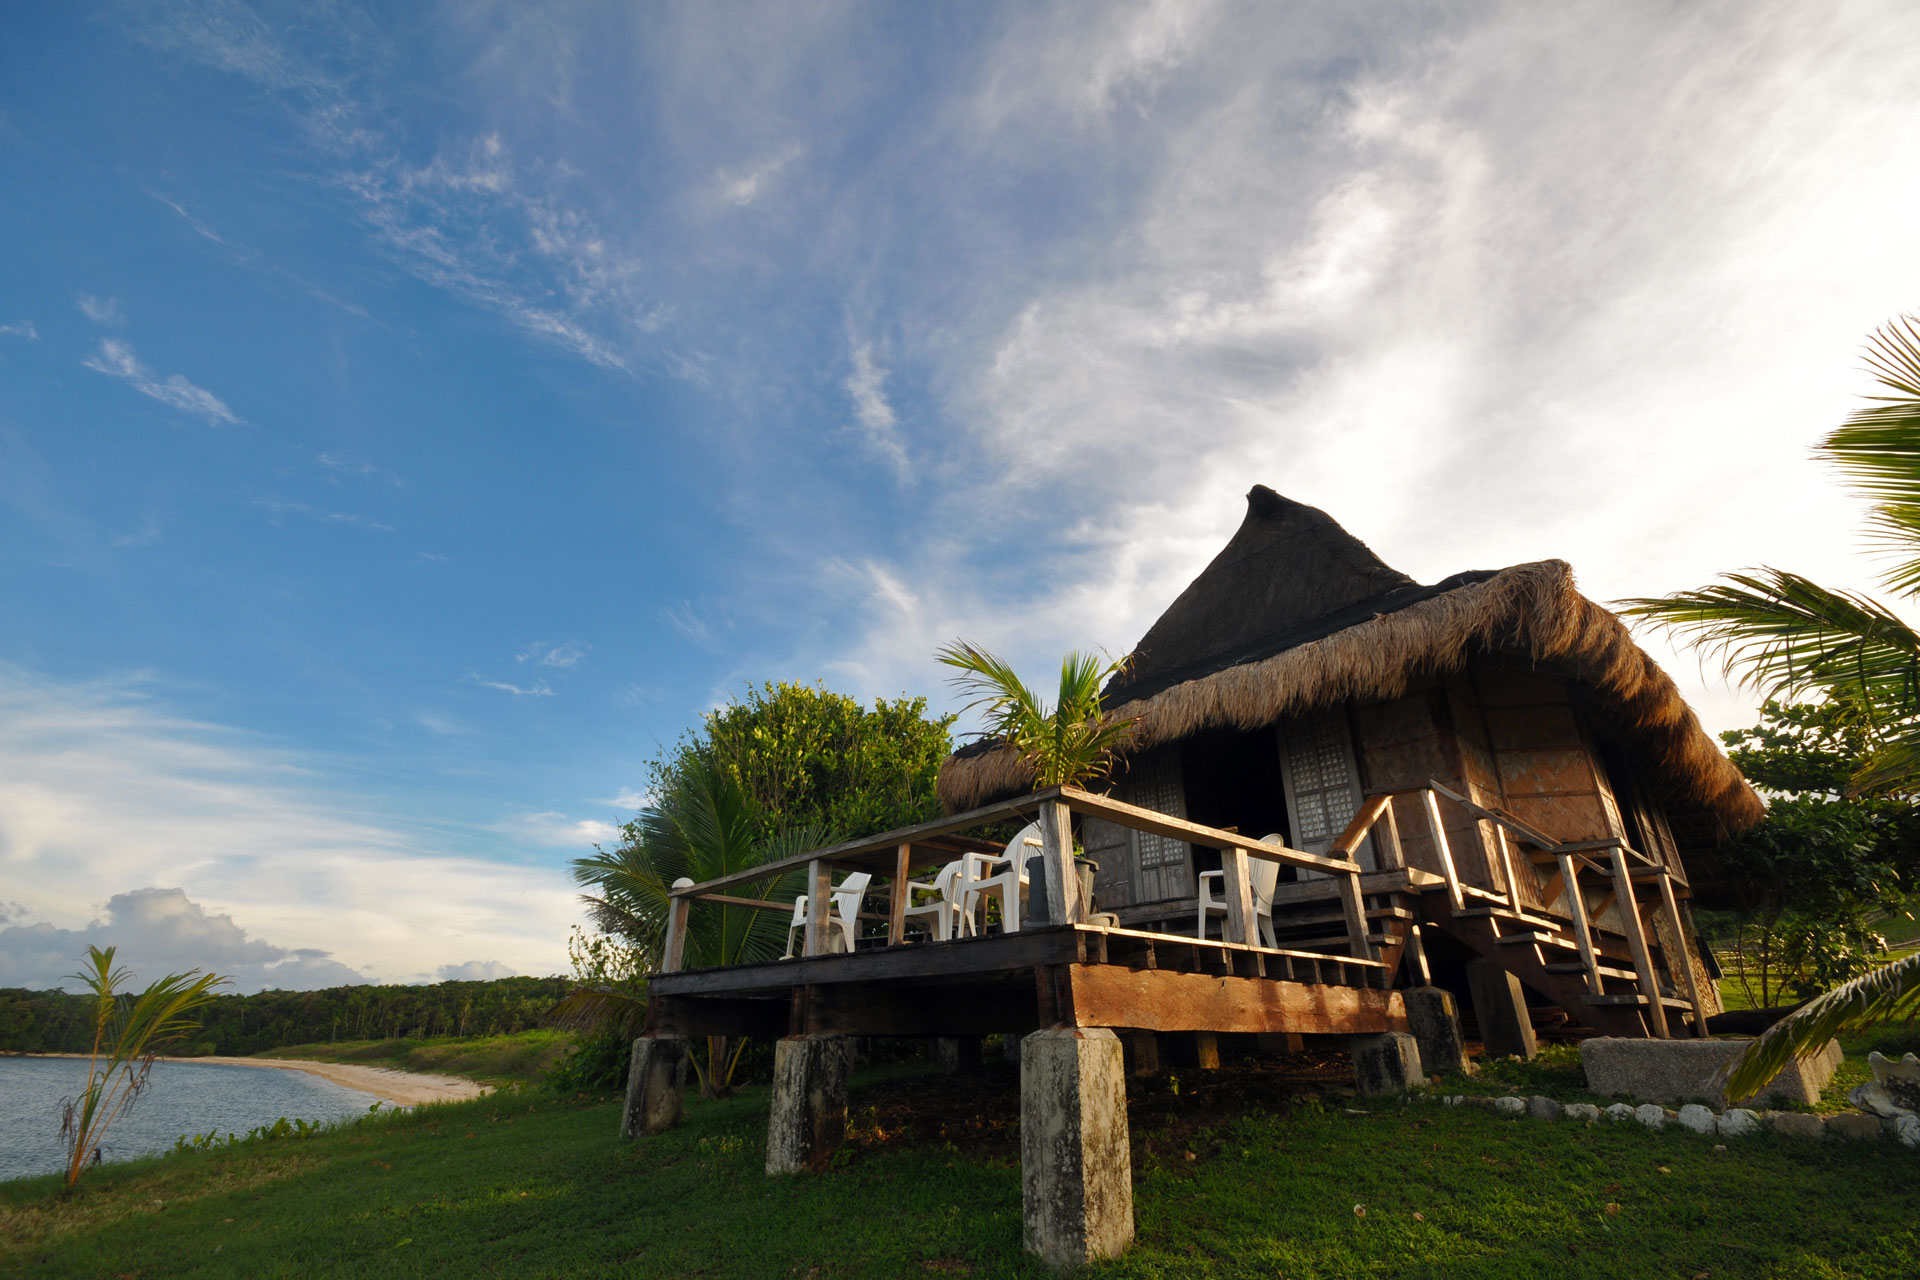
[1267,780,1709,1039]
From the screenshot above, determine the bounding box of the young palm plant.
[556,758,820,1097]
[61,946,228,1187]
[1620,313,1920,1095]
[936,642,1137,790]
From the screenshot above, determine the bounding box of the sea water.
[0,1056,382,1182]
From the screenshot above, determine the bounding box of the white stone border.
[1434,1092,1919,1149]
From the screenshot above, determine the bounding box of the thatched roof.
[937,487,1762,835]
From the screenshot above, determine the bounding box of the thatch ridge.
[935,559,1763,832]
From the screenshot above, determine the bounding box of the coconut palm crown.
[937,641,1137,790]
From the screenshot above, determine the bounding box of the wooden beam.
[1425,779,1563,849]
[1337,868,1371,960]
[1493,825,1523,913]
[1610,845,1669,1038]
[1039,798,1080,924]
[1060,787,1363,875]
[1067,965,1409,1036]
[1374,800,1406,871]
[1422,789,1466,913]
[692,892,792,912]
[1328,794,1392,860]
[803,858,831,958]
[1220,845,1255,945]
[1655,871,1709,1039]
[660,895,691,975]
[650,926,1081,996]
[648,995,790,1039]
[888,843,911,944]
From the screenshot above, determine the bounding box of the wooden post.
[1220,846,1255,945]
[1422,789,1465,913]
[1655,871,1709,1038]
[1494,826,1523,913]
[804,858,832,958]
[888,843,911,946]
[1039,799,1080,925]
[1609,847,1669,1038]
[661,894,691,975]
[1557,853,1603,997]
[1375,800,1406,871]
[1406,924,1432,985]
[1337,869,1371,960]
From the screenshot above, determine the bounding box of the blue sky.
[4,1,1920,989]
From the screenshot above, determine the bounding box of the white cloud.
[468,673,554,697]
[497,811,621,849]
[0,320,36,341]
[604,788,649,811]
[713,142,802,208]
[846,343,910,478]
[0,888,370,993]
[517,641,590,669]
[253,497,393,532]
[317,452,405,487]
[661,601,723,652]
[436,959,517,982]
[0,663,578,983]
[82,338,241,425]
[75,293,126,326]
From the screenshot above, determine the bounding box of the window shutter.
[1277,708,1375,870]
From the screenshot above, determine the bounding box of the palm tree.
[61,946,228,1187]
[1620,314,1920,1096]
[556,758,821,1097]
[936,641,1137,789]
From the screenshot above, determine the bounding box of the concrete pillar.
[1003,1032,1023,1065]
[1021,1028,1134,1268]
[1122,1030,1160,1077]
[1403,986,1471,1077]
[1465,959,1538,1060]
[622,1036,689,1138]
[1351,1032,1426,1095]
[934,1035,984,1073]
[765,1034,854,1174]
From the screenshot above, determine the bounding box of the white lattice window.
[1278,708,1374,869]
[1125,748,1191,902]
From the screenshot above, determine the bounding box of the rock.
[1849,1051,1920,1119]
[1675,1104,1718,1135]
[1606,1103,1637,1122]
[1768,1111,1826,1141]
[1634,1104,1667,1129]
[1494,1096,1527,1115]
[1825,1112,1884,1143]
[1717,1108,1761,1138]
[1892,1115,1920,1148]
[1527,1095,1563,1121]
[1563,1103,1601,1124]
[1463,1095,1498,1110]
[1580,1036,1844,1108]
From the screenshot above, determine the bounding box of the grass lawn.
[251,1030,575,1087]
[4,1059,1914,1279]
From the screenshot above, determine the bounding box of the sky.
[3,1,1920,991]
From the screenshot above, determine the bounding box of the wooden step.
[1271,905,1415,928]
[1455,905,1566,929]
[1494,930,1579,950]
[1583,993,1694,1009]
[1543,961,1638,981]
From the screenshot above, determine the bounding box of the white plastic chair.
[1196,834,1284,947]
[900,860,964,942]
[961,823,1038,935]
[783,871,874,957]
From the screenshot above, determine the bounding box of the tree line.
[0,975,570,1056]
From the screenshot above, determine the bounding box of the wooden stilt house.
[938,485,1762,1039]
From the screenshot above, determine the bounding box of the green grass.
[250,1030,575,1087]
[4,1066,1914,1279]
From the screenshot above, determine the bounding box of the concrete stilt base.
[1351,1032,1426,1095]
[1403,986,1472,1077]
[935,1035,984,1073]
[622,1035,689,1138]
[1003,1033,1023,1065]
[1466,959,1538,1060]
[765,1034,854,1174]
[1022,1028,1134,1269]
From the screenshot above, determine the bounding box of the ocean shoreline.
[8,1052,490,1107]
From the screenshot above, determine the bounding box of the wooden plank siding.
[1350,680,1497,894]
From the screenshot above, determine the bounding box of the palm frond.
[548,987,648,1037]
[1719,950,1920,1100]
[1818,315,1920,595]
[1848,718,1920,796]
[938,641,1135,789]
[1617,569,1920,715]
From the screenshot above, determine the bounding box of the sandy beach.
[25,1054,489,1107]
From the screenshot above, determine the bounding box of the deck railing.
[657,785,1376,974]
